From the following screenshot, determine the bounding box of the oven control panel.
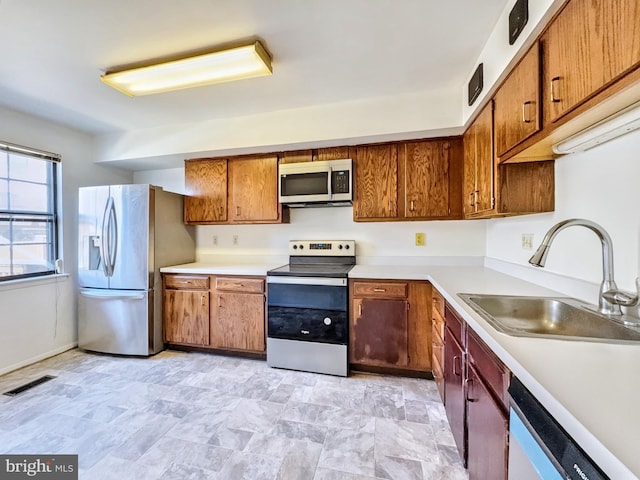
[289,240,355,256]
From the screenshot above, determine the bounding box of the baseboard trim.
[0,343,77,376]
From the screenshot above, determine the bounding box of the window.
[0,142,60,281]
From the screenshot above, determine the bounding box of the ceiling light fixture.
[101,41,272,96]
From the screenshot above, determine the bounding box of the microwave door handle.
[326,168,332,198]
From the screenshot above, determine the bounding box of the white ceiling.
[0,0,509,136]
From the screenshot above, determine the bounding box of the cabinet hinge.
[491,196,495,209]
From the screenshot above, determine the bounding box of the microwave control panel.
[331,170,350,194]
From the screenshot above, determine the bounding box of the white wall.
[134,168,488,265]
[486,129,640,293]
[461,0,560,123]
[97,88,463,170]
[0,105,132,375]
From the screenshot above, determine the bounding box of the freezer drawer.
[79,288,155,356]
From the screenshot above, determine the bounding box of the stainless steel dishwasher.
[508,377,609,480]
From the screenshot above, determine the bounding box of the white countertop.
[161,261,638,478]
[351,264,639,479]
[160,262,282,276]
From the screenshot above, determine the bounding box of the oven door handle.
[267,276,347,287]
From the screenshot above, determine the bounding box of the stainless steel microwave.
[278,159,352,207]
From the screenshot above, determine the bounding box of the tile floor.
[0,349,468,480]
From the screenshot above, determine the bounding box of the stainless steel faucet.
[528,219,623,315]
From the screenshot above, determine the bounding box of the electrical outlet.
[521,233,534,250]
[233,235,239,246]
[415,233,426,246]
[212,235,218,246]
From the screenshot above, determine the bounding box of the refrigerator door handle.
[107,197,118,276]
[101,196,116,277]
[80,290,145,301]
[100,197,111,277]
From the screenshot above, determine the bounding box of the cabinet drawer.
[467,328,510,409]
[352,282,408,298]
[215,276,265,293]
[445,304,465,347]
[164,275,210,290]
[432,289,445,317]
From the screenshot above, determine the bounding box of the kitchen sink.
[458,294,640,343]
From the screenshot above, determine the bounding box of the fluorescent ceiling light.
[101,41,272,96]
[552,101,640,154]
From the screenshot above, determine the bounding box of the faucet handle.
[603,278,640,307]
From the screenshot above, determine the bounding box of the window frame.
[0,141,61,282]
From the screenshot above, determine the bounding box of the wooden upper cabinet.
[494,44,541,157]
[278,150,312,164]
[353,144,399,220]
[404,140,451,218]
[228,156,280,223]
[314,146,351,161]
[542,0,640,124]
[184,159,228,223]
[463,102,495,218]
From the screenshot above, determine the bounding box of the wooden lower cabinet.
[466,364,509,480]
[162,273,266,354]
[211,291,265,352]
[444,304,510,479]
[351,298,409,367]
[444,324,467,464]
[163,275,210,346]
[350,279,432,373]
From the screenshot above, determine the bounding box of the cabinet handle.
[388,201,392,213]
[474,190,479,207]
[453,355,461,376]
[465,378,476,402]
[235,206,240,216]
[218,297,222,308]
[233,283,244,287]
[522,101,532,123]
[550,76,561,103]
[358,303,362,316]
[201,294,206,306]
[410,200,415,212]
[468,192,475,208]
[373,288,386,292]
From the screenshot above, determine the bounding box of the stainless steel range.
[266,240,355,376]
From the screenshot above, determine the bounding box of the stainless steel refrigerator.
[78,184,195,356]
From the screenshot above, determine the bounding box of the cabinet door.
[211,292,265,352]
[353,144,398,220]
[444,326,466,465]
[494,44,541,157]
[463,103,494,218]
[228,156,279,222]
[279,150,312,164]
[404,141,450,218]
[184,159,228,223]
[466,364,508,480]
[351,298,408,367]
[474,103,495,215]
[542,0,640,124]
[163,290,209,345]
[314,146,351,161]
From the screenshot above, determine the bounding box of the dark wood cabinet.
[466,364,509,480]
[163,275,210,346]
[349,279,432,373]
[443,303,510,479]
[351,298,409,367]
[444,323,466,464]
